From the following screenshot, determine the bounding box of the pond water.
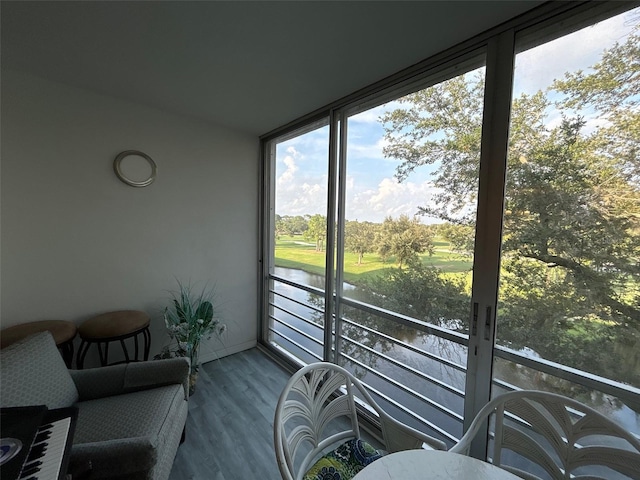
[272,267,640,438]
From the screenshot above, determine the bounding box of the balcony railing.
[267,273,640,447]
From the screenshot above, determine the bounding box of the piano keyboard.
[18,417,71,480]
[1,406,77,480]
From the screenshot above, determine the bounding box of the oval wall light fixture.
[113,150,157,187]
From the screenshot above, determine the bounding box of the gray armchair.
[0,330,189,480]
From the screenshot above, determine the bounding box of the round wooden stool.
[1,320,77,368]
[77,310,151,369]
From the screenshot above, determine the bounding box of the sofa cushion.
[0,331,79,409]
[71,384,186,479]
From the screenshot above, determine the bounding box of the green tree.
[304,214,327,252]
[376,215,434,268]
[437,223,474,257]
[274,214,284,240]
[381,73,485,224]
[345,220,377,265]
[379,33,640,385]
[277,215,309,236]
[364,263,469,329]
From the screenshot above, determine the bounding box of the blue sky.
[275,8,638,224]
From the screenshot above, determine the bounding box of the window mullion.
[464,28,515,459]
[334,111,348,366]
[323,110,340,363]
[260,140,277,344]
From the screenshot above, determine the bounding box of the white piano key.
[19,417,71,480]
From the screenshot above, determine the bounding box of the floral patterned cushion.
[303,438,383,480]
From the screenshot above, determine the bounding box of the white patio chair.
[450,389,640,480]
[274,362,447,480]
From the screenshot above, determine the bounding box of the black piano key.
[26,443,46,460]
[20,463,42,477]
[34,430,52,443]
[23,459,44,469]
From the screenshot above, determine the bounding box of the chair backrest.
[449,390,640,480]
[274,362,446,480]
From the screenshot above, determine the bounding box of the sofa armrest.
[69,437,156,478]
[123,358,190,399]
[69,358,190,401]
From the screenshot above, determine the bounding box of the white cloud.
[347,177,440,223]
[514,11,637,94]
[276,168,441,223]
[275,129,334,216]
[277,154,298,187]
[276,150,327,216]
[276,177,328,216]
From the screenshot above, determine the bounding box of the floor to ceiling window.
[488,9,640,473]
[261,1,640,464]
[265,120,330,364]
[333,59,486,443]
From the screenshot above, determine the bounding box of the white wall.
[1,70,259,366]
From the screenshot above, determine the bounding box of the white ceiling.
[1,1,544,136]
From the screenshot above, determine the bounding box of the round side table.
[77,310,151,369]
[1,320,77,368]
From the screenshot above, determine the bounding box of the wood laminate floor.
[169,347,385,480]
[169,348,289,480]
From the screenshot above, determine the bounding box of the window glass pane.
[337,63,486,446]
[274,124,330,283]
[496,6,640,441]
[268,122,330,363]
[342,67,486,333]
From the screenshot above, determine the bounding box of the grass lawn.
[274,235,472,284]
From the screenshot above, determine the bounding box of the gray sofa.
[0,330,189,480]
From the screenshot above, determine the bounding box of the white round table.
[352,449,522,480]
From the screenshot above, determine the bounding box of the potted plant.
[155,280,225,395]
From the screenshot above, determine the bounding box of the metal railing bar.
[270,303,324,330]
[341,317,467,374]
[341,296,469,346]
[344,353,460,444]
[491,377,520,394]
[269,276,640,434]
[492,361,640,441]
[269,316,323,347]
[269,341,322,369]
[269,274,325,297]
[269,290,324,313]
[270,328,323,362]
[340,337,464,422]
[271,274,467,346]
[340,333,465,400]
[270,288,325,315]
[494,345,640,409]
